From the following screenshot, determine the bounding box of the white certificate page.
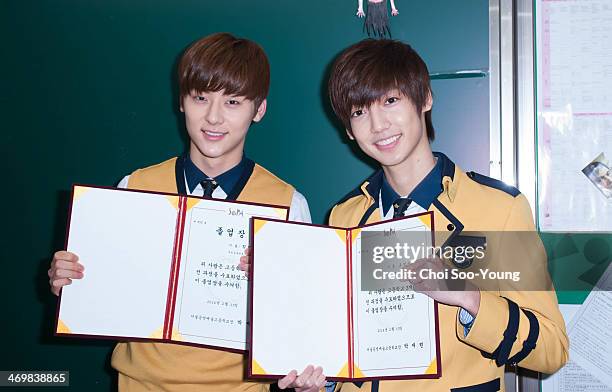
[250,220,349,378]
[58,186,178,339]
[351,215,439,378]
[173,199,287,350]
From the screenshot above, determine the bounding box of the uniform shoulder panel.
[130,157,177,175]
[335,169,383,206]
[466,171,521,197]
[335,186,363,206]
[253,163,291,186]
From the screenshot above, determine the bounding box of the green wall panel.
[2,1,489,390]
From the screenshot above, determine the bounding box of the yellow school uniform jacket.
[329,153,568,392]
[111,156,295,392]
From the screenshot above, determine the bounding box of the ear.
[179,97,184,113]
[422,90,433,112]
[252,99,267,122]
[345,128,355,140]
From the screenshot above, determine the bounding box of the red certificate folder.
[248,211,441,381]
[56,184,288,352]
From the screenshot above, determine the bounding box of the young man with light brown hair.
[48,32,321,392]
[326,38,568,392]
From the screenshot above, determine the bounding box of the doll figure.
[357,0,399,38]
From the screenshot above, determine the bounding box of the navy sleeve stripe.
[481,297,520,366]
[450,377,501,392]
[508,309,539,365]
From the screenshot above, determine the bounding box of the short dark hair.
[178,32,270,109]
[328,39,435,141]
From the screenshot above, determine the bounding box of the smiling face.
[348,90,432,169]
[176,33,270,175]
[181,90,266,171]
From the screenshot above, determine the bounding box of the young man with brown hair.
[326,39,568,391]
[48,32,322,392]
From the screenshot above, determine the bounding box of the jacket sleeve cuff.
[457,291,509,354]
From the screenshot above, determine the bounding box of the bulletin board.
[535,0,612,232]
[535,3,612,390]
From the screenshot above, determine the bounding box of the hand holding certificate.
[55,185,288,352]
